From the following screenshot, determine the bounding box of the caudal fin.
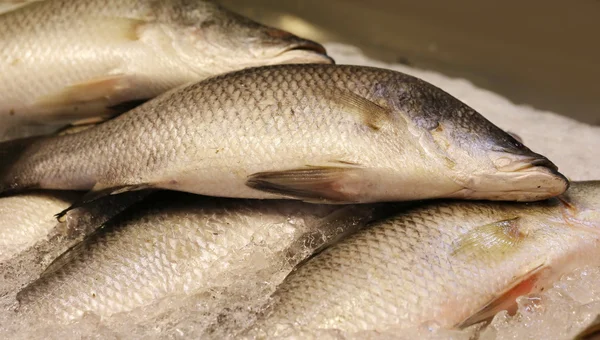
[0,136,46,195]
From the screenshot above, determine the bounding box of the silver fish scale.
[12,65,396,191]
[16,196,351,322]
[2,62,566,202]
[258,202,522,332]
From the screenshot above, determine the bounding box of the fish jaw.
[446,152,569,202]
[249,33,334,65]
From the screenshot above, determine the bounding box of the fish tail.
[0,136,45,194]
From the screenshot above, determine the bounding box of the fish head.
[159,0,333,74]
[387,75,568,202]
[559,181,600,226]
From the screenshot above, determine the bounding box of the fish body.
[16,193,382,322]
[252,181,600,335]
[0,65,568,205]
[0,191,148,299]
[0,0,331,140]
[0,191,77,263]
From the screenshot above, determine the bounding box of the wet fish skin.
[0,64,567,205]
[252,181,600,335]
[0,0,331,140]
[0,191,78,263]
[16,192,382,322]
[0,191,149,300]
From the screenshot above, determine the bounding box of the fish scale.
[252,183,600,336]
[0,0,332,140]
[16,194,381,322]
[0,64,567,206]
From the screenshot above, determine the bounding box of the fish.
[0,191,78,264]
[250,181,600,336]
[0,64,568,215]
[0,191,150,300]
[0,0,332,141]
[15,192,383,325]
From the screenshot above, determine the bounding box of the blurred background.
[220,0,600,125]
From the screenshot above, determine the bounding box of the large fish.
[0,65,568,214]
[15,192,383,326]
[0,0,332,140]
[251,181,600,336]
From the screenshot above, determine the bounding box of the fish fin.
[55,99,150,135]
[70,116,108,126]
[0,136,46,194]
[34,74,135,109]
[246,165,365,203]
[54,184,154,221]
[56,122,101,136]
[451,217,525,260]
[325,90,393,130]
[456,263,546,328]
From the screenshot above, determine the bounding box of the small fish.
[0,191,149,299]
[251,181,600,336]
[0,0,332,140]
[0,64,568,215]
[15,192,382,323]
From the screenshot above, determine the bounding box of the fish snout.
[451,152,570,201]
[492,154,558,173]
[496,155,569,200]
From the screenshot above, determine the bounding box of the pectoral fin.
[34,74,134,109]
[246,165,365,203]
[451,217,525,261]
[55,183,155,221]
[456,263,546,328]
[325,89,393,130]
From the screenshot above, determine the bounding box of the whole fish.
[0,65,568,214]
[0,0,332,140]
[251,181,600,336]
[15,192,382,324]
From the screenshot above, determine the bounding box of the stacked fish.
[0,1,599,339]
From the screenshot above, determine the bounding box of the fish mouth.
[493,155,559,173]
[269,40,334,65]
[451,155,570,202]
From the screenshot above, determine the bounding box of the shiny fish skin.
[0,64,568,204]
[252,181,600,335]
[0,191,149,299]
[16,193,381,321]
[0,191,77,263]
[0,0,331,140]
